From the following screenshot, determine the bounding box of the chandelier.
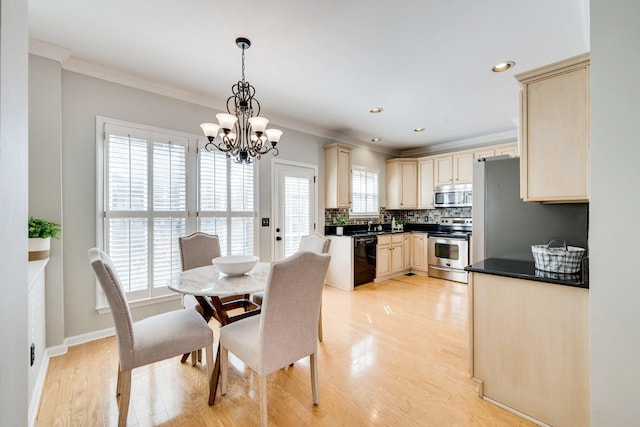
[200,37,283,164]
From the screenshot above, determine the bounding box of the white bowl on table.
[212,255,260,276]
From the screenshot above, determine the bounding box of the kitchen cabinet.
[324,143,352,209]
[434,151,473,186]
[28,260,48,421]
[325,236,354,290]
[469,272,588,426]
[516,53,590,202]
[473,142,519,160]
[376,233,408,280]
[495,143,518,157]
[403,233,411,270]
[386,159,417,209]
[409,232,428,272]
[417,157,435,209]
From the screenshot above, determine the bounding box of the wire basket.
[531,239,585,274]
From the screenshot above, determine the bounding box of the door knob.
[276,236,282,241]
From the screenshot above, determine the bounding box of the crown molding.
[29,38,71,64]
[28,39,401,156]
[400,129,518,157]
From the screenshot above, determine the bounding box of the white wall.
[590,0,640,424]
[27,63,386,339]
[29,55,66,347]
[0,0,30,425]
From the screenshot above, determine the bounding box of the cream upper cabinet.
[474,142,519,160]
[453,151,474,184]
[417,157,435,209]
[386,159,417,209]
[474,148,496,160]
[496,143,518,157]
[516,53,590,202]
[324,143,352,209]
[434,151,473,185]
[433,156,453,186]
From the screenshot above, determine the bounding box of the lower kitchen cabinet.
[376,233,409,281]
[409,232,428,273]
[469,272,589,426]
[325,236,354,290]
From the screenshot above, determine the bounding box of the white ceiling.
[28,0,590,154]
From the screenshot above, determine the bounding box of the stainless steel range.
[428,217,472,283]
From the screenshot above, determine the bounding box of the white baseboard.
[28,327,116,427]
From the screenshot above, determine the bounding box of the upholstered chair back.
[88,247,135,370]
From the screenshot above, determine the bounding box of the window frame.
[350,165,380,218]
[95,116,258,311]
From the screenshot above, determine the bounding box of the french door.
[273,161,317,260]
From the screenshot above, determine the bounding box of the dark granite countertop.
[325,222,441,236]
[465,258,588,289]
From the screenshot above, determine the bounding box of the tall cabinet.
[324,143,352,209]
[386,158,417,209]
[516,53,590,202]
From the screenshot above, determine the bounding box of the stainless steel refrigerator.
[471,156,588,263]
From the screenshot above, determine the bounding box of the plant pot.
[336,226,344,236]
[29,237,51,261]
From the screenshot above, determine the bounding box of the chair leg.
[310,352,319,405]
[191,351,198,366]
[116,369,121,395]
[259,375,268,427]
[220,346,228,395]
[318,306,324,342]
[206,343,214,405]
[198,348,202,362]
[117,369,132,427]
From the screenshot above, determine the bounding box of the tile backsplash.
[324,207,472,225]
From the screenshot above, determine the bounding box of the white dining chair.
[88,247,215,427]
[220,250,331,427]
[179,232,254,364]
[252,232,331,340]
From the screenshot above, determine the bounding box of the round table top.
[169,262,271,298]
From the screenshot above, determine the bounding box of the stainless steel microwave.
[434,184,472,208]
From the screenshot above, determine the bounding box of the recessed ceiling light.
[369,108,383,114]
[492,61,515,72]
[414,128,425,132]
[371,138,381,142]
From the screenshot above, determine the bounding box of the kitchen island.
[465,258,589,427]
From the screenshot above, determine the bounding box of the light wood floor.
[36,274,535,426]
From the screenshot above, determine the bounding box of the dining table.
[169,262,271,405]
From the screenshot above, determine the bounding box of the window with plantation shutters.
[98,118,258,306]
[101,123,188,302]
[351,167,379,216]
[198,148,255,256]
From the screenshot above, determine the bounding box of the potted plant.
[28,217,61,261]
[334,216,349,236]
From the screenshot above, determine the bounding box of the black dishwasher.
[354,235,377,286]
